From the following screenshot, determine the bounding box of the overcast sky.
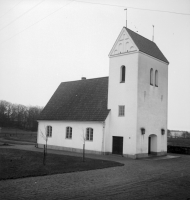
[0,0,190,131]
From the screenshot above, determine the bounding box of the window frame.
[150,68,154,86]
[66,126,72,139]
[118,105,125,117]
[120,65,126,83]
[46,126,52,137]
[155,70,158,87]
[86,128,93,141]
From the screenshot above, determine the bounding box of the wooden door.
[112,136,123,155]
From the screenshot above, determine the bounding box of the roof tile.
[126,28,169,64]
[38,77,110,121]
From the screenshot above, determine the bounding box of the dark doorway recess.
[112,136,123,155]
[148,137,151,154]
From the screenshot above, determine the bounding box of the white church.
[37,26,169,159]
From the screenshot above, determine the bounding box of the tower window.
[155,70,158,87]
[150,68,153,85]
[120,66,125,83]
[118,105,125,116]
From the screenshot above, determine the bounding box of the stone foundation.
[148,151,167,156]
[123,152,167,159]
[123,153,148,159]
[37,143,106,155]
[156,151,167,156]
[37,143,167,159]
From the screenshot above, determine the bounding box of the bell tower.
[107,27,139,157]
[106,26,169,158]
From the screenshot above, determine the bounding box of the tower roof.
[38,77,110,121]
[125,27,169,64]
[109,27,169,64]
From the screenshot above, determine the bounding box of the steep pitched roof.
[38,77,110,121]
[125,27,169,64]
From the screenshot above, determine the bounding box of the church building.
[37,26,169,159]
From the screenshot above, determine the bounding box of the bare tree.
[0,100,10,127]
[0,100,43,131]
[81,128,86,162]
[40,125,48,165]
[182,131,190,139]
[167,130,171,138]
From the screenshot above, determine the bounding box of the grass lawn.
[168,138,190,147]
[0,136,36,143]
[0,148,124,180]
[0,128,37,143]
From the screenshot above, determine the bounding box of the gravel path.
[0,145,190,200]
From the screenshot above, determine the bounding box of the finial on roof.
[124,8,127,28]
[152,25,154,42]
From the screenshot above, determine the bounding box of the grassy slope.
[0,148,124,180]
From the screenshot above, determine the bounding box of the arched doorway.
[148,134,157,155]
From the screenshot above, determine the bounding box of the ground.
[0,144,190,200]
[0,148,123,180]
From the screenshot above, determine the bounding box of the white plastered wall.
[107,53,138,156]
[37,121,104,153]
[137,53,168,155]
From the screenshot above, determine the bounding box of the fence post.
[43,145,46,165]
[83,143,85,162]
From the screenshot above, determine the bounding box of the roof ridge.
[60,76,108,84]
[124,27,154,44]
[124,27,169,64]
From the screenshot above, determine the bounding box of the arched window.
[121,66,125,83]
[150,68,153,85]
[66,127,72,139]
[155,70,158,87]
[46,126,52,137]
[86,128,93,141]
